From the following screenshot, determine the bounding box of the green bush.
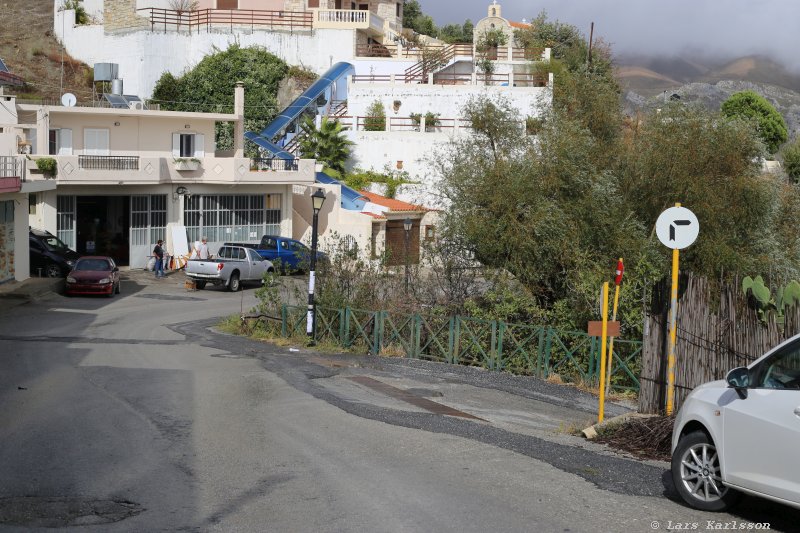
[363,100,386,132]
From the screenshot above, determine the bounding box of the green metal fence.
[281,305,641,392]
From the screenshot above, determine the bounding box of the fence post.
[373,311,383,356]
[453,316,462,365]
[489,320,498,371]
[588,336,597,385]
[447,316,456,364]
[543,327,554,378]
[342,307,350,347]
[412,313,422,358]
[281,304,287,337]
[496,321,505,371]
[535,327,545,376]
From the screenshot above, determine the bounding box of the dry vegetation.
[593,415,674,461]
[1,0,93,100]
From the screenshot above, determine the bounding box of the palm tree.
[299,116,353,175]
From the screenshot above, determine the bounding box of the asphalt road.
[0,272,796,532]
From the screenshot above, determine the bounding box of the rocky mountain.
[617,55,800,140]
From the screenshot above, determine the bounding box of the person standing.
[199,237,210,260]
[153,239,165,278]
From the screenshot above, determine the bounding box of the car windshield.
[40,235,70,251]
[74,259,112,271]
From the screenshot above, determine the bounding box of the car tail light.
[217,263,224,271]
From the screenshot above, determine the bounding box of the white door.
[723,341,800,503]
[56,195,76,250]
[130,195,167,269]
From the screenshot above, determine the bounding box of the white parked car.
[671,334,800,511]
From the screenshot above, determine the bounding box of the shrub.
[363,100,386,131]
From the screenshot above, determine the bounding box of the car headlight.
[98,278,111,284]
[66,276,76,283]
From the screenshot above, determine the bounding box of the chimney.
[234,81,245,159]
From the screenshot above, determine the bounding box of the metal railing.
[249,158,299,171]
[512,47,545,61]
[0,156,24,180]
[78,155,139,170]
[281,305,642,392]
[140,8,313,33]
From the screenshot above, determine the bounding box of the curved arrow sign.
[655,206,699,250]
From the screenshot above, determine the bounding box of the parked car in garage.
[671,334,800,511]
[65,256,121,297]
[29,228,80,278]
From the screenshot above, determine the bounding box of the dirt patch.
[1,0,93,100]
[593,415,674,462]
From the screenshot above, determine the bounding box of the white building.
[0,83,316,272]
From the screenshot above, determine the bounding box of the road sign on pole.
[656,204,699,415]
[655,206,699,250]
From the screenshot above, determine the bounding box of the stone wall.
[104,0,149,32]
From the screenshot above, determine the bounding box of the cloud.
[417,0,800,72]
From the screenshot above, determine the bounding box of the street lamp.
[403,217,412,293]
[307,188,326,344]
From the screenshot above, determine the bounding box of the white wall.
[347,81,551,120]
[56,9,356,97]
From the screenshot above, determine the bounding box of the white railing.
[316,9,368,24]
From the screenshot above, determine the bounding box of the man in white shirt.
[199,237,210,260]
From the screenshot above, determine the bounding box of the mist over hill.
[618,54,800,140]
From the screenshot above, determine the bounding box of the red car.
[65,256,121,297]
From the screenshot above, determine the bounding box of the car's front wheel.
[45,263,62,278]
[671,430,740,511]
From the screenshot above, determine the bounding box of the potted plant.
[33,156,58,177]
[174,157,201,171]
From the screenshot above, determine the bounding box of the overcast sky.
[418,0,800,71]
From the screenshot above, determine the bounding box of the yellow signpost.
[598,282,609,424]
[655,203,699,416]
[606,258,623,391]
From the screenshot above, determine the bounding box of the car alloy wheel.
[46,264,62,278]
[671,431,739,511]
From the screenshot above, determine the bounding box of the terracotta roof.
[361,211,386,219]
[360,191,426,213]
[509,21,531,29]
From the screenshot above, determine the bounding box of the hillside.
[624,80,800,141]
[0,0,93,101]
[617,54,800,96]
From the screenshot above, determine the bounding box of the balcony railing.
[78,155,140,170]
[250,158,299,172]
[139,8,313,33]
[0,156,25,180]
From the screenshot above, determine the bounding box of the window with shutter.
[84,129,109,156]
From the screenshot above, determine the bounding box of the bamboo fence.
[639,274,800,413]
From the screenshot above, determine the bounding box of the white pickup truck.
[185,245,275,291]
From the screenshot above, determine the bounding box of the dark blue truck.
[223,235,325,272]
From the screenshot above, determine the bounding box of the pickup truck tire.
[228,272,241,292]
[195,281,207,290]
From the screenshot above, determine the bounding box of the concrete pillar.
[234,81,245,159]
[427,73,434,85]
[420,116,426,134]
[36,109,48,156]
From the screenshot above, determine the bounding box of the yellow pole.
[666,202,682,416]
[606,279,621,391]
[598,282,609,424]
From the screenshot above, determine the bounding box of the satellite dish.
[61,93,77,107]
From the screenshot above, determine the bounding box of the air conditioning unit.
[128,101,144,110]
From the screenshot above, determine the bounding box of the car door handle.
[794,406,800,418]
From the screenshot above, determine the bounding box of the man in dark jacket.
[153,240,165,278]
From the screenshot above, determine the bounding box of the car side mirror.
[112,267,119,272]
[726,366,750,399]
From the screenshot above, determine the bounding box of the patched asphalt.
[170,318,672,499]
